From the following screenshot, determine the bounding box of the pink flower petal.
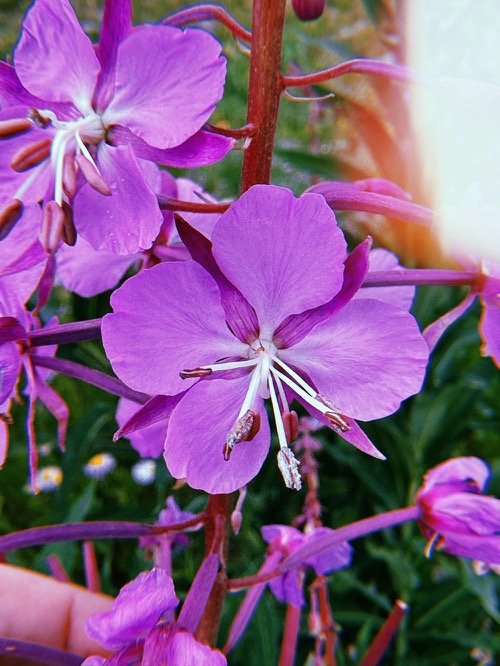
[165,376,270,493]
[103,25,226,149]
[102,261,247,395]
[73,143,163,255]
[14,0,100,113]
[212,186,346,338]
[280,299,429,421]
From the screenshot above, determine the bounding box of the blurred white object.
[131,459,156,486]
[406,0,500,261]
[34,466,63,491]
[84,452,116,479]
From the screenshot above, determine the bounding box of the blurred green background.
[0,1,498,664]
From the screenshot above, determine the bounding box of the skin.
[0,563,113,665]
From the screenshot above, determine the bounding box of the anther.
[62,154,77,198]
[0,118,33,138]
[75,155,112,196]
[0,199,23,240]
[61,201,77,246]
[277,447,302,490]
[423,532,445,558]
[325,411,350,433]
[282,410,299,443]
[40,201,65,253]
[11,137,52,172]
[29,109,51,128]
[180,367,213,379]
[223,410,260,461]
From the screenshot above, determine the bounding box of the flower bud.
[292,0,325,21]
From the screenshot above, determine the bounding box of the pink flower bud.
[292,0,325,21]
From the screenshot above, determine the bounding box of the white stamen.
[53,133,71,205]
[268,373,289,451]
[271,366,331,416]
[272,355,317,397]
[75,130,98,169]
[238,364,262,417]
[203,358,258,374]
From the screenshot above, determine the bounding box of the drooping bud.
[0,199,23,240]
[223,410,260,461]
[0,117,33,138]
[40,201,65,253]
[292,0,325,21]
[282,409,299,443]
[277,447,302,490]
[75,154,112,195]
[180,367,213,379]
[11,137,51,172]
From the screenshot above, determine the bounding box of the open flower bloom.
[102,185,429,494]
[261,524,352,607]
[0,0,230,255]
[416,457,500,568]
[84,566,226,665]
[424,259,500,367]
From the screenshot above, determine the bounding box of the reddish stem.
[158,197,230,214]
[359,600,408,666]
[241,0,287,190]
[83,541,101,592]
[278,604,301,666]
[311,577,337,666]
[205,122,256,139]
[164,4,252,43]
[196,494,234,645]
[282,59,413,89]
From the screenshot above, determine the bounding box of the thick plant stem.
[196,494,234,645]
[240,0,287,190]
[278,604,301,666]
[359,600,408,666]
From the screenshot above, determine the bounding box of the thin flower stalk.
[28,318,102,346]
[227,506,421,590]
[359,600,408,666]
[362,269,477,288]
[278,604,301,666]
[164,4,252,43]
[282,58,414,89]
[30,354,149,404]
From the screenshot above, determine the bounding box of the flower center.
[180,336,351,491]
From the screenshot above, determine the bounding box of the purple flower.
[0,292,68,484]
[102,185,429,494]
[416,457,500,567]
[0,0,231,255]
[262,524,352,606]
[84,566,226,665]
[424,260,500,367]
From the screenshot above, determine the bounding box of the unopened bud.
[75,154,111,195]
[277,447,302,490]
[292,0,325,21]
[223,410,260,461]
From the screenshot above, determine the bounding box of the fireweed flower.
[261,524,352,607]
[424,260,500,367]
[0,0,230,255]
[84,567,226,665]
[416,457,500,568]
[103,185,429,494]
[0,285,68,483]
